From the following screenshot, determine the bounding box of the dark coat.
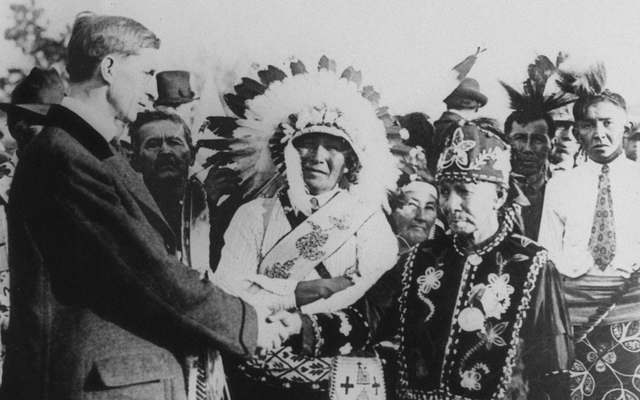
[1,105,258,400]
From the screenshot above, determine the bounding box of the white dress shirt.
[211,190,398,315]
[538,155,640,277]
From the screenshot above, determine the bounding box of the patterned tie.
[589,164,616,270]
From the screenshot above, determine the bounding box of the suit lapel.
[47,105,176,246]
[103,153,177,247]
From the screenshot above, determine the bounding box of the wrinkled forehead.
[402,181,438,203]
[138,119,186,141]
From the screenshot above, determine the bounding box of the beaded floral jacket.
[296,229,573,399]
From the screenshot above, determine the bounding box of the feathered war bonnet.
[203,56,398,215]
[556,62,627,120]
[501,55,576,136]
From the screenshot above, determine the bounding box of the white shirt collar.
[306,187,341,209]
[583,153,629,173]
[61,97,120,143]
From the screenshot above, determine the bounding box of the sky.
[2,0,640,121]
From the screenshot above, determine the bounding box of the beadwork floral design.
[478,321,508,349]
[417,267,444,295]
[460,363,490,391]
[296,222,329,261]
[339,343,353,355]
[416,266,444,322]
[471,272,515,320]
[437,128,476,170]
[570,321,640,400]
[337,312,353,336]
[265,259,296,278]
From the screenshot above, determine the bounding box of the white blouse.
[211,192,398,315]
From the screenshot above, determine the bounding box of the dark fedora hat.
[0,67,65,123]
[443,77,488,109]
[155,70,199,106]
[0,103,50,121]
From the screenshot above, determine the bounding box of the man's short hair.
[129,110,193,155]
[67,12,160,83]
[504,112,554,139]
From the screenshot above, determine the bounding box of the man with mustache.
[130,110,246,399]
[539,64,640,398]
[275,121,572,399]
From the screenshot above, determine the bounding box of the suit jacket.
[0,105,258,400]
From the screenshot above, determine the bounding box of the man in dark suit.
[1,13,282,400]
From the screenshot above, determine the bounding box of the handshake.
[254,275,353,354]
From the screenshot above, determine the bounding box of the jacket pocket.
[85,352,177,400]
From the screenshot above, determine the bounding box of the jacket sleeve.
[519,257,574,400]
[294,260,404,357]
[29,153,258,357]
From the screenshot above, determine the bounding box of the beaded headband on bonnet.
[436,122,511,188]
[201,56,398,215]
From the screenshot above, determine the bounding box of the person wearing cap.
[1,13,285,400]
[274,121,572,399]
[500,81,573,240]
[1,67,65,156]
[210,58,398,399]
[430,77,488,174]
[154,70,200,130]
[539,64,640,398]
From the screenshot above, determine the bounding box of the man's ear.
[99,56,116,84]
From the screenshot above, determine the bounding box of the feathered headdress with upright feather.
[555,62,626,119]
[501,55,575,132]
[199,56,398,214]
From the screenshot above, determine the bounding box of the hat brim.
[154,97,200,107]
[0,103,51,116]
[444,88,488,107]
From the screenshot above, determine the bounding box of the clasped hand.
[255,310,302,356]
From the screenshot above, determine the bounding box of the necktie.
[589,164,616,270]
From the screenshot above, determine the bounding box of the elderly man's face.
[438,180,502,236]
[135,119,192,184]
[293,133,350,195]
[391,183,438,246]
[575,101,627,163]
[106,48,158,123]
[507,119,551,178]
